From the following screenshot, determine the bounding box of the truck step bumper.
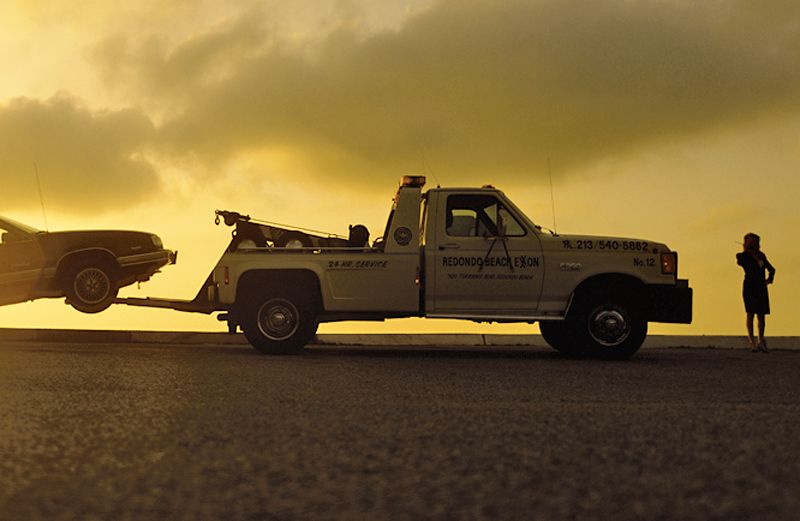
[646,281,692,324]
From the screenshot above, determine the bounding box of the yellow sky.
[1,0,798,335]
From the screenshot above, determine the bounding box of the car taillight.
[224,266,230,285]
[661,252,677,275]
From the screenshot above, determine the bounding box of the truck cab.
[423,187,545,318]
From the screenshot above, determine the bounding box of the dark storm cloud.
[22,0,800,202]
[0,94,157,212]
[125,0,799,184]
[91,9,269,108]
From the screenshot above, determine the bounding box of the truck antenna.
[419,145,441,188]
[547,157,557,235]
[34,162,49,232]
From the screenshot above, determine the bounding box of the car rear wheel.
[241,293,318,354]
[65,261,119,313]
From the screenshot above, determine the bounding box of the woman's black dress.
[736,251,776,314]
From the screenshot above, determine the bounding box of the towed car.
[0,215,175,313]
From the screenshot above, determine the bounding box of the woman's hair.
[744,232,760,251]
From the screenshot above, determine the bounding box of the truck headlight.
[661,252,677,275]
[151,234,163,248]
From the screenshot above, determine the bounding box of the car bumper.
[116,249,177,286]
[118,249,176,269]
[646,280,692,324]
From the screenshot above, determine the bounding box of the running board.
[426,313,565,322]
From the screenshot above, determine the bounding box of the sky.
[1,0,798,336]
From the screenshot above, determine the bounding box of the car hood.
[36,230,162,257]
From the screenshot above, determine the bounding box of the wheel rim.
[588,307,631,347]
[73,267,111,304]
[283,239,305,249]
[257,298,300,341]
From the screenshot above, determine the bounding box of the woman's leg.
[746,313,756,351]
[757,313,768,352]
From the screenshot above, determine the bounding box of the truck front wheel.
[241,294,318,355]
[539,321,581,356]
[566,292,647,360]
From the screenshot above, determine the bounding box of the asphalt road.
[0,341,798,521]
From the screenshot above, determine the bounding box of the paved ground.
[0,341,798,520]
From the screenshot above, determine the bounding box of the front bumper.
[118,249,176,269]
[646,279,692,324]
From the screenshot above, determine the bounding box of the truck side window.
[448,209,477,236]
[446,195,526,237]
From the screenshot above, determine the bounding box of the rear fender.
[234,269,322,313]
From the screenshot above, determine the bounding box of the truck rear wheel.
[566,291,647,360]
[241,293,318,355]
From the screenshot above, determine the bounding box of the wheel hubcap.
[589,308,631,347]
[74,268,111,304]
[284,239,305,249]
[257,299,299,341]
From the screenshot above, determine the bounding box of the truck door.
[429,192,544,315]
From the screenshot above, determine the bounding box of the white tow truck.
[116,176,692,359]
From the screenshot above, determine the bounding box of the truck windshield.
[499,195,551,235]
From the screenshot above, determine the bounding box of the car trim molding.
[117,251,173,267]
[0,268,43,285]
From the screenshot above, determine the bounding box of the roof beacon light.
[401,175,426,188]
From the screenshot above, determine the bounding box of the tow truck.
[115,176,692,359]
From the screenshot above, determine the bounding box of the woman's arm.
[765,255,776,284]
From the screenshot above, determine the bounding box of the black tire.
[566,290,647,360]
[539,321,582,355]
[64,260,119,313]
[274,231,312,249]
[240,292,318,355]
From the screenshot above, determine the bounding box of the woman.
[736,233,776,352]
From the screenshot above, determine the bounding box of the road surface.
[1,340,798,520]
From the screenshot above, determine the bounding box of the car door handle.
[439,243,460,250]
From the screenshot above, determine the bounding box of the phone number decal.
[562,239,650,252]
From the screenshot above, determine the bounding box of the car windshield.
[0,216,41,235]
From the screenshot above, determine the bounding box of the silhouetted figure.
[736,233,775,352]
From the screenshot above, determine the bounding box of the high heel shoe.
[758,340,769,353]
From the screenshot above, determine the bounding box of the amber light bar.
[401,175,426,188]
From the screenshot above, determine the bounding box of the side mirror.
[484,222,507,239]
[498,222,508,237]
